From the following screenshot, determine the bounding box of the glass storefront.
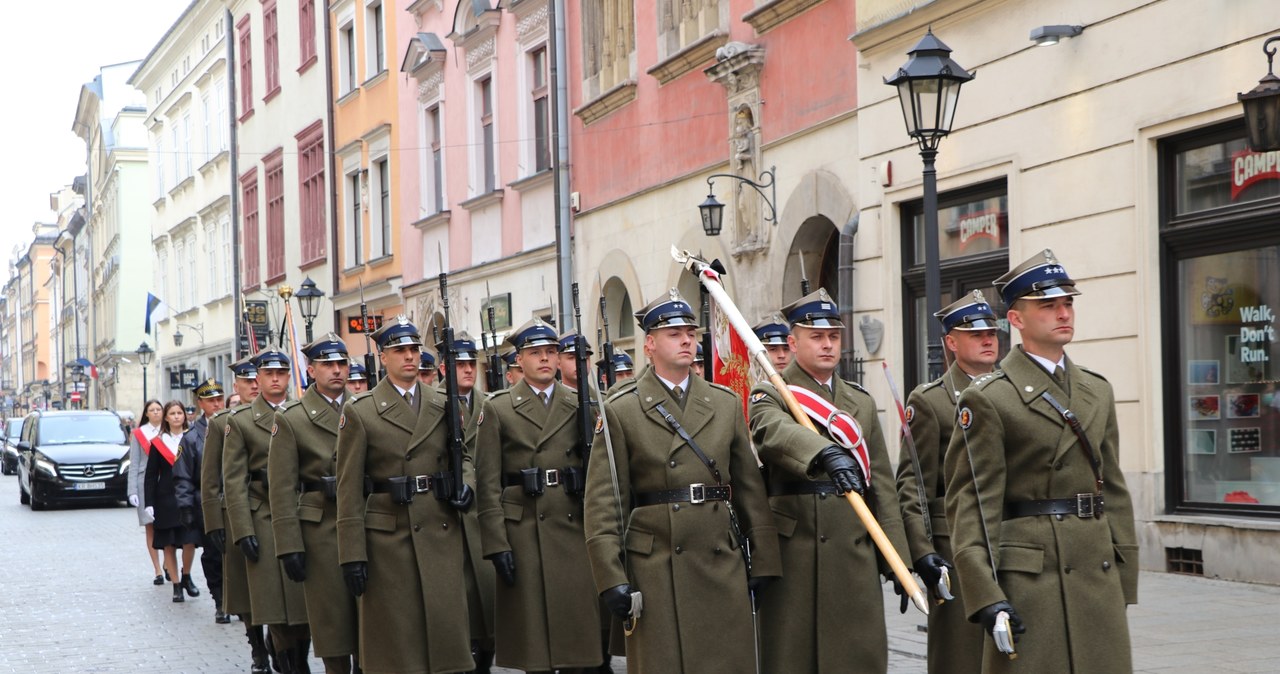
[1163,121,1280,515]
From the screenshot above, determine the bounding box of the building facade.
[851,0,1280,582]
[132,4,238,404]
[51,187,90,410]
[13,224,58,413]
[397,0,559,365]
[328,0,404,360]
[231,0,336,370]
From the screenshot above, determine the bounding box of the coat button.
[669,460,677,468]
[441,523,448,530]
[1064,565,1072,573]
[714,547,722,554]
[673,504,681,512]
[818,493,827,500]
[1055,514,1064,521]
[819,535,828,543]
[1102,561,1111,571]
[675,546,683,554]
[535,448,542,453]
[405,452,412,460]
[413,524,421,532]
[1054,461,1063,470]
[567,513,574,521]
[539,513,545,521]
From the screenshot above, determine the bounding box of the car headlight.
[118,455,130,475]
[34,455,57,477]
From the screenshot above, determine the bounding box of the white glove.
[128,495,139,507]
[145,506,154,519]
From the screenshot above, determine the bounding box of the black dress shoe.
[182,573,201,598]
[172,583,185,603]
[215,606,231,624]
[153,574,163,586]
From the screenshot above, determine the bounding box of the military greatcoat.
[269,386,357,658]
[202,406,252,616]
[335,379,474,674]
[222,395,308,627]
[895,362,985,674]
[944,348,1139,673]
[461,395,496,652]
[584,369,782,674]
[476,380,601,671]
[748,360,912,674]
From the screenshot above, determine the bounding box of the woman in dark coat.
[127,400,164,584]
[145,400,202,603]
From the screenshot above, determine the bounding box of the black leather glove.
[342,561,368,597]
[208,528,226,553]
[601,583,634,619]
[450,483,475,513]
[816,445,866,496]
[887,574,909,614]
[179,507,195,528]
[281,552,306,583]
[913,553,954,593]
[238,535,260,563]
[488,551,516,587]
[747,575,775,594]
[976,600,1026,640]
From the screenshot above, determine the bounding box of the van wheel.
[19,483,30,505]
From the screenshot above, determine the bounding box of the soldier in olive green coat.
[476,319,603,672]
[270,334,358,672]
[944,251,1138,673]
[748,289,913,674]
[202,356,270,672]
[335,317,476,674]
[896,292,999,674]
[223,348,310,670]
[585,291,782,674]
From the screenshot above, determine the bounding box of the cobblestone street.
[3,471,1279,672]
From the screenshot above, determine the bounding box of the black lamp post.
[885,29,974,381]
[698,166,778,237]
[295,277,325,343]
[136,342,154,403]
[69,367,85,410]
[1239,36,1280,152]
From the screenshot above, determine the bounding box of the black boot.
[474,645,493,674]
[182,573,201,597]
[247,625,271,674]
[265,632,282,673]
[275,648,298,674]
[215,601,231,624]
[172,583,184,603]
[294,638,312,674]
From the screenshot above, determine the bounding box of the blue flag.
[145,293,163,334]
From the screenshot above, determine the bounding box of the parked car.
[16,410,129,510]
[2,418,22,475]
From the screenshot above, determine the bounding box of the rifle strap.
[654,401,721,485]
[1038,391,1104,493]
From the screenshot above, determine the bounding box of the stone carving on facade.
[706,41,767,256]
[516,5,549,40]
[466,36,497,72]
[417,71,444,103]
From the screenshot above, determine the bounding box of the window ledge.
[411,210,451,231]
[263,86,282,104]
[1153,513,1280,533]
[337,87,360,106]
[367,254,394,269]
[167,175,195,199]
[743,0,826,34]
[198,150,230,176]
[509,169,553,192]
[647,30,728,85]
[362,69,389,90]
[264,272,286,287]
[297,54,318,75]
[152,196,168,210]
[574,80,638,126]
[300,256,327,271]
[238,107,255,123]
[460,189,504,211]
[341,264,367,277]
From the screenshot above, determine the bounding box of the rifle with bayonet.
[480,282,504,392]
[358,279,380,386]
[799,253,812,295]
[571,284,594,472]
[436,255,467,505]
[599,294,616,390]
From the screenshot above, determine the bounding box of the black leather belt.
[299,477,337,500]
[634,483,732,507]
[1006,493,1104,520]
[248,469,269,488]
[503,469,570,488]
[770,480,839,497]
[369,475,437,495]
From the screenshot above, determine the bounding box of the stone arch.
[783,215,839,305]
[772,169,856,307]
[589,248,644,361]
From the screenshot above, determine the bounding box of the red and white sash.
[133,427,151,454]
[150,435,180,466]
[787,384,870,479]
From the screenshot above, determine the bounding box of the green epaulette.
[1077,365,1108,382]
[605,378,639,403]
[278,400,303,412]
[973,371,1007,389]
[918,378,946,393]
[841,378,869,394]
[349,390,377,406]
[211,408,233,420]
[706,381,737,396]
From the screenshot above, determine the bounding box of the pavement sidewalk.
[883,569,1280,673]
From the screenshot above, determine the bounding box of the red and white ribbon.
[787,384,870,478]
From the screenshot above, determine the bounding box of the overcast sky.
[0,1,186,270]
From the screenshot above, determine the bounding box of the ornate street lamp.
[1239,36,1280,152]
[173,323,204,348]
[136,342,154,402]
[294,277,325,343]
[885,29,974,381]
[697,166,778,237]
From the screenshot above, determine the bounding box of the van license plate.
[74,482,106,491]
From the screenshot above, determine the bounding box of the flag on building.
[144,293,168,334]
[73,357,98,380]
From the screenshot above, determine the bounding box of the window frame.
[296,121,326,266]
[237,14,254,121]
[298,0,317,72]
[241,168,261,290]
[263,148,286,284]
[263,0,281,100]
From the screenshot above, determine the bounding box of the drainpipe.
[227,8,243,358]
[838,214,862,385]
[549,0,573,331]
